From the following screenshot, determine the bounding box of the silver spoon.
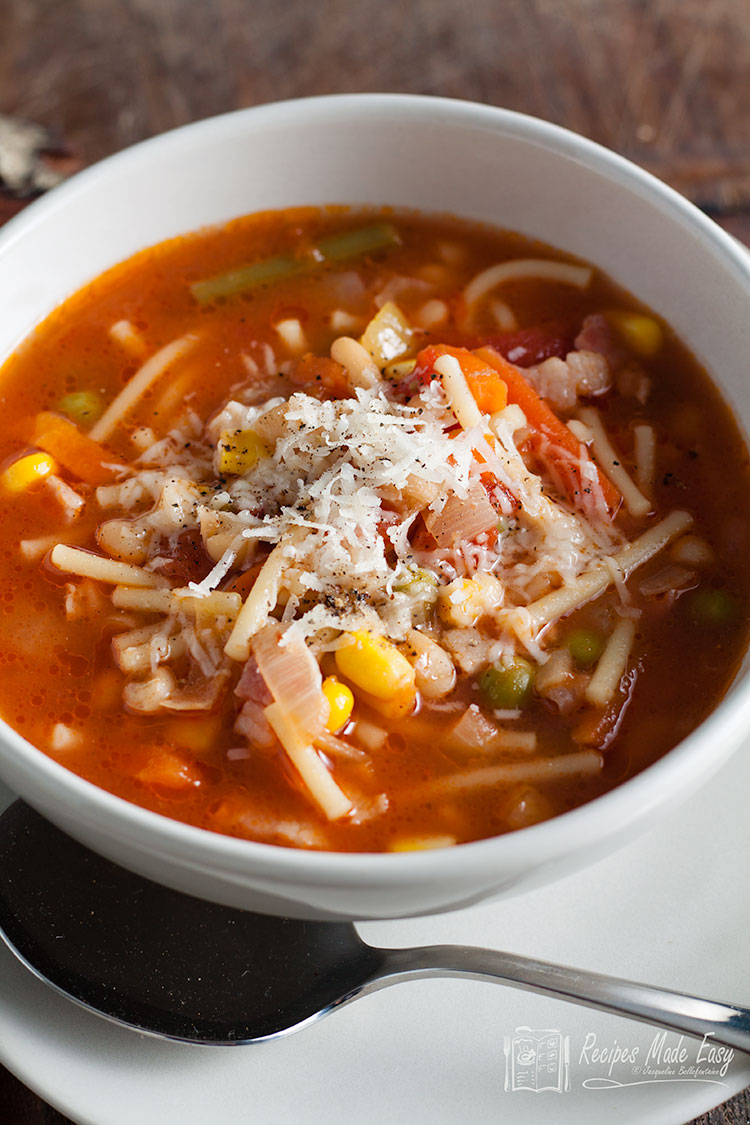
[0,800,748,1050]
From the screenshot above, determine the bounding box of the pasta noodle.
[90,333,198,441]
[225,540,291,661]
[578,406,651,517]
[508,510,693,635]
[409,750,604,801]
[464,258,592,307]
[633,423,656,491]
[49,544,168,587]
[585,618,637,706]
[264,702,352,819]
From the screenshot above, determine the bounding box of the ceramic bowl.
[1,94,749,919]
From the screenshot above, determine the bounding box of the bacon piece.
[234,656,275,748]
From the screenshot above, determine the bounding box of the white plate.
[0,736,749,1125]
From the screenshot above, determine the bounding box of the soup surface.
[0,207,748,852]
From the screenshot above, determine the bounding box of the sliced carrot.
[475,346,621,514]
[33,411,126,485]
[415,344,508,414]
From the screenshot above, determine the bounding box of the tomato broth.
[0,207,748,852]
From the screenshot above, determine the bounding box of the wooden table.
[1,1,748,1121]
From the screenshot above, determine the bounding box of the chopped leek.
[191,222,401,304]
[393,566,439,595]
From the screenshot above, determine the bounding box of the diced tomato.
[409,516,439,551]
[480,472,519,518]
[470,320,576,368]
[153,529,212,584]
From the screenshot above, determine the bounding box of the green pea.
[687,588,737,627]
[480,657,535,709]
[58,390,103,424]
[566,628,604,669]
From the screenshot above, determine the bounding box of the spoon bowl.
[1,801,748,1052]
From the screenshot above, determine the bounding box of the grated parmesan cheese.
[101,351,639,650]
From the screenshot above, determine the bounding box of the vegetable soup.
[0,207,748,852]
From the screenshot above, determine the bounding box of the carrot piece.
[225,560,264,599]
[33,412,126,485]
[415,345,508,414]
[288,353,350,397]
[475,346,621,514]
[136,750,203,792]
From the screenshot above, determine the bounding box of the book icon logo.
[504,1027,571,1093]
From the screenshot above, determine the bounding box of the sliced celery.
[191,223,401,304]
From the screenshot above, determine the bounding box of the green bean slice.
[191,255,305,303]
[316,223,401,262]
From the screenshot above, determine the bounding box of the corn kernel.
[217,429,270,476]
[1,451,58,493]
[335,630,416,702]
[322,676,355,732]
[606,310,663,357]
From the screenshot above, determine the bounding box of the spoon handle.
[371,944,750,1053]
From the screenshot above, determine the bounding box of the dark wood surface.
[1,0,749,1121]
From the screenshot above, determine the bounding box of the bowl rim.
[2,91,750,884]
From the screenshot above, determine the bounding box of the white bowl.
[1,94,749,920]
